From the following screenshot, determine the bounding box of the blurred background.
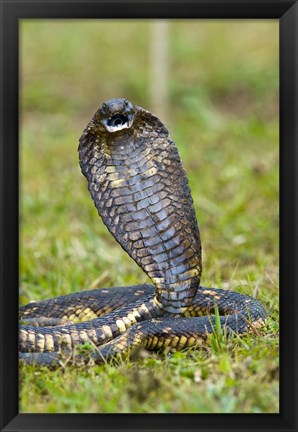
[19,18,279,414]
[20,20,278,303]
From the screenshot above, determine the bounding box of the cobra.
[19,98,267,367]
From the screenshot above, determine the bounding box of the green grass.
[19,20,279,413]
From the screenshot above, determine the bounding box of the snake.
[19,98,267,367]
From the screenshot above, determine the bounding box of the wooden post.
[150,20,169,122]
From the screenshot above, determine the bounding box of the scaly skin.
[78,99,202,313]
[19,99,267,366]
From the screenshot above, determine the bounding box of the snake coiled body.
[19,98,267,367]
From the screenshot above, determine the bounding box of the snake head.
[94,98,138,133]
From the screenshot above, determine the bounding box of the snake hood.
[78,98,202,314]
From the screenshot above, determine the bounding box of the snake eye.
[107,114,129,128]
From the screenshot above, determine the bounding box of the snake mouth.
[102,113,134,133]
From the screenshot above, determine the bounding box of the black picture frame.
[0,1,297,431]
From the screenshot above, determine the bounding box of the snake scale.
[19,98,267,367]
